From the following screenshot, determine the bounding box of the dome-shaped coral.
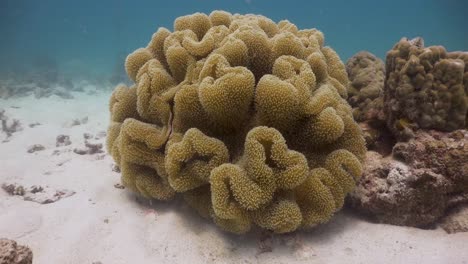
[107,11,366,234]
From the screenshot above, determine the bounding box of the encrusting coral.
[384,37,468,140]
[107,11,366,234]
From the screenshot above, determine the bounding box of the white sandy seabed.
[0,88,467,264]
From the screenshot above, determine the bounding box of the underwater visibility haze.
[0,1,467,264]
[0,0,467,82]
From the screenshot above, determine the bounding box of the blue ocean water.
[1,0,467,83]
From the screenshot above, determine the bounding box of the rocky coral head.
[384,37,468,140]
[345,51,385,123]
[349,129,468,228]
[106,11,366,234]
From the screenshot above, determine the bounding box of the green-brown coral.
[385,37,468,139]
[107,11,366,234]
[346,51,385,123]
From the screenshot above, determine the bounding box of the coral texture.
[346,51,385,123]
[349,130,468,227]
[0,238,33,264]
[384,37,468,140]
[107,11,366,234]
[439,205,468,234]
[346,52,389,153]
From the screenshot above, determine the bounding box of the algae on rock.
[107,11,366,234]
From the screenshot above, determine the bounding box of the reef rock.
[349,130,468,227]
[106,11,366,234]
[439,205,468,234]
[384,37,468,140]
[0,238,33,264]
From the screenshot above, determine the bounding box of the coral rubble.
[26,144,45,153]
[2,183,75,204]
[107,11,366,234]
[74,140,104,155]
[0,109,23,139]
[0,238,33,264]
[56,135,72,147]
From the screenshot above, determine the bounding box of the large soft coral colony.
[107,11,366,234]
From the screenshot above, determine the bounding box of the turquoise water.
[1,0,467,82]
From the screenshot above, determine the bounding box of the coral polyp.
[107,11,366,234]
